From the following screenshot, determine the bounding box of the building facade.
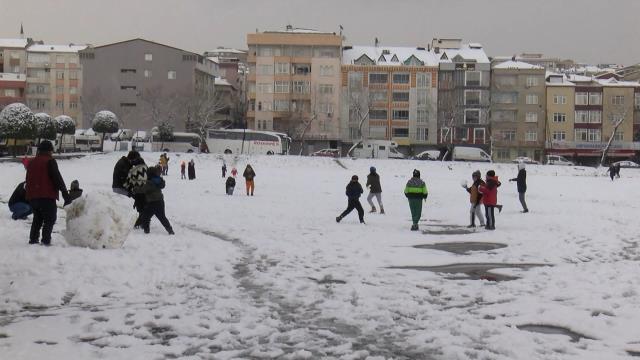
[490,60,546,162]
[80,38,217,130]
[0,39,29,108]
[433,39,491,147]
[246,27,342,153]
[341,46,439,151]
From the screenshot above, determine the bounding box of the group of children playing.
[222,163,256,196]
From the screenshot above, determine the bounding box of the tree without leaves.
[345,89,370,157]
[600,107,629,167]
[0,103,37,157]
[183,91,230,144]
[92,110,119,152]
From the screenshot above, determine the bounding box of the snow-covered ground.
[1,152,640,359]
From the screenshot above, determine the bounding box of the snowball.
[64,191,136,249]
[460,179,468,188]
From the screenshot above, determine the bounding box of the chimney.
[286,24,293,31]
[512,55,517,61]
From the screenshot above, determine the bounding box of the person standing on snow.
[243,164,256,196]
[366,166,384,214]
[607,164,616,181]
[124,156,148,229]
[404,169,428,231]
[509,163,529,213]
[25,140,71,245]
[8,181,32,220]
[222,163,227,178]
[225,176,236,195]
[336,175,365,224]
[188,159,196,180]
[463,170,485,228]
[231,167,238,178]
[112,151,137,195]
[180,161,186,179]
[479,170,501,230]
[139,166,174,235]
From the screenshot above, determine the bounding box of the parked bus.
[150,131,200,153]
[206,129,291,155]
[75,133,102,152]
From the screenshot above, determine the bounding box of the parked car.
[512,156,540,165]
[613,160,640,168]
[545,155,574,166]
[412,150,440,161]
[311,148,341,158]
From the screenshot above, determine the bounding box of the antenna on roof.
[20,22,24,39]
[512,55,516,61]
[374,37,379,47]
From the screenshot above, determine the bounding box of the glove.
[62,193,72,207]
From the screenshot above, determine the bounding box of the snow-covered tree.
[34,113,56,143]
[157,120,174,150]
[92,110,119,151]
[0,103,37,156]
[55,115,76,153]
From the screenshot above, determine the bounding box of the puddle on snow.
[516,324,596,342]
[389,263,548,282]
[413,242,507,255]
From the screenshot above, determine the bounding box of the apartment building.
[80,38,218,130]
[246,26,342,153]
[492,53,575,71]
[433,39,491,147]
[490,60,546,162]
[341,45,439,151]
[545,74,640,164]
[0,38,29,108]
[25,44,86,124]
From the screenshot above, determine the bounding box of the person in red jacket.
[25,140,71,246]
[478,170,501,230]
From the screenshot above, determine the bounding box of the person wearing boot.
[404,169,428,231]
[139,166,174,235]
[509,162,529,213]
[366,166,384,214]
[336,175,365,224]
[463,170,485,227]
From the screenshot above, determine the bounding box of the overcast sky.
[1,0,638,65]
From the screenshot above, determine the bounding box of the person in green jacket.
[404,169,428,231]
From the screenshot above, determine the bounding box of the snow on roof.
[0,73,26,82]
[215,78,232,86]
[0,38,28,48]
[597,78,640,87]
[207,48,247,54]
[437,44,490,64]
[493,60,544,70]
[28,44,87,53]
[546,73,575,86]
[342,45,439,67]
[567,74,594,83]
[207,56,220,64]
[265,27,332,35]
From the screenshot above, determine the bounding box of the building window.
[120,69,136,73]
[416,128,428,141]
[69,102,78,109]
[465,71,481,86]
[575,128,601,142]
[612,95,625,105]
[575,92,589,105]
[144,70,152,78]
[257,83,273,93]
[416,109,428,123]
[69,71,78,80]
[182,54,198,61]
[56,71,65,80]
[553,112,566,122]
[613,130,624,141]
[292,81,310,94]
[145,53,153,61]
[497,149,510,160]
[589,111,602,123]
[417,90,429,106]
[257,64,274,75]
[392,91,409,102]
[274,81,289,93]
[553,95,566,104]
[56,86,64,94]
[526,76,539,87]
[369,109,388,120]
[392,110,409,120]
[56,55,65,64]
[610,113,624,124]
[273,100,289,111]
[493,92,517,104]
[348,71,363,90]
[168,71,177,79]
[120,103,136,107]
[369,90,387,102]
[56,100,64,109]
[525,112,538,122]
[495,75,517,86]
[79,52,95,60]
[589,93,602,105]
[120,85,136,90]
[525,94,539,105]
[635,93,640,108]
[525,130,538,142]
[501,130,516,141]
[4,89,17,97]
[68,55,78,64]
[464,109,480,124]
[474,128,485,143]
[454,127,468,141]
[392,128,409,137]
[275,62,290,74]
[319,102,334,114]
[319,84,333,94]
[319,65,334,76]
[392,73,410,84]
[258,46,274,56]
[369,73,388,84]
[492,110,516,122]
[416,72,431,88]
[464,90,481,105]
[552,131,566,141]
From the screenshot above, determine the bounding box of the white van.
[351,140,405,159]
[545,155,574,166]
[452,146,491,162]
[53,134,76,153]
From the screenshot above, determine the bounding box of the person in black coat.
[222,163,227,178]
[225,176,236,195]
[336,175,365,224]
[509,163,529,213]
[366,166,384,214]
[188,160,196,180]
[8,181,32,220]
[112,151,139,195]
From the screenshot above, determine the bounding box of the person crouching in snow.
[68,180,83,202]
[8,181,32,220]
[509,163,528,213]
[225,176,236,195]
[404,169,428,231]
[366,166,384,214]
[463,170,485,228]
[479,170,501,230]
[336,175,365,224]
[139,166,174,235]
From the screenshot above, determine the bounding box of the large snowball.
[64,191,136,249]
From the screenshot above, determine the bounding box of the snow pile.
[64,191,136,249]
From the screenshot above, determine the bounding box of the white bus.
[206,129,291,155]
[150,131,200,153]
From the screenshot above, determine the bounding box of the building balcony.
[546,140,640,151]
[493,140,544,148]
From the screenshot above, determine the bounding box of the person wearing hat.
[366,166,384,214]
[479,170,501,230]
[463,170,486,228]
[8,181,32,220]
[404,169,428,231]
[113,151,139,196]
[336,175,365,224]
[25,140,71,245]
[509,162,528,213]
[68,180,83,202]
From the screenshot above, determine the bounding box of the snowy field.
[1,152,640,360]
